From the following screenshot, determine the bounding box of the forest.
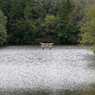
[0,0,95,45]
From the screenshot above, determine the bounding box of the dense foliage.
[0,0,95,45]
[79,4,95,45]
[0,10,7,45]
[0,24,6,45]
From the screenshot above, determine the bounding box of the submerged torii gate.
[40,42,54,50]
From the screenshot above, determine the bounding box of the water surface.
[0,45,95,95]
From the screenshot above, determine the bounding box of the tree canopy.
[79,4,95,45]
[0,0,95,45]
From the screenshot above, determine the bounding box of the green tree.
[32,0,61,18]
[56,0,74,44]
[0,0,91,45]
[0,24,6,45]
[0,10,7,26]
[10,20,36,44]
[42,14,58,34]
[24,6,32,19]
[79,4,95,52]
[0,10,7,45]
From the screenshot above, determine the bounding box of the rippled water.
[0,45,95,95]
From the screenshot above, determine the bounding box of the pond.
[0,45,95,95]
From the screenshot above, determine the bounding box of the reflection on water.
[0,45,95,95]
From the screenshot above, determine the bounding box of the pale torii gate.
[40,42,54,50]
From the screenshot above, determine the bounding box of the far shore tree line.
[0,0,95,49]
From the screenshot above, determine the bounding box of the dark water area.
[0,45,95,95]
